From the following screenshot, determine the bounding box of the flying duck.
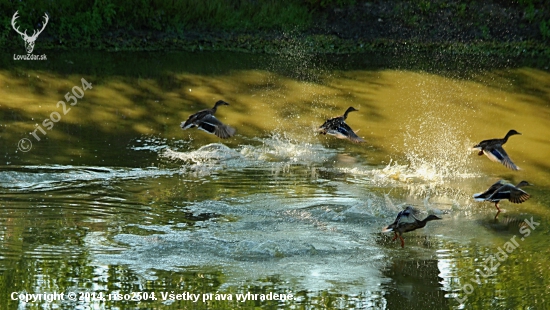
[473,129,521,170]
[317,106,365,143]
[473,180,532,212]
[181,100,236,139]
[382,206,441,248]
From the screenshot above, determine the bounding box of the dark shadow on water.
[4,49,548,78]
[477,213,533,233]
[382,258,449,310]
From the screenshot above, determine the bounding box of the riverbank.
[2,0,550,56]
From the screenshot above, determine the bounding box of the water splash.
[244,133,336,164]
[161,134,337,176]
[162,143,243,163]
[92,197,390,293]
[403,125,477,182]
[270,30,325,83]
[161,143,245,176]
[129,135,189,152]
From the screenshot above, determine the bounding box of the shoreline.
[3,1,549,58]
[10,32,550,58]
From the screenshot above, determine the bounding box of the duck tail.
[473,193,486,201]
[181,121,193,130]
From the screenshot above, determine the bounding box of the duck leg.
[494,210,501,220]
[392,232,398,241]
[398,235,405,248]
[494,202,501,212]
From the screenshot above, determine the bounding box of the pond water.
[1,50,550,309]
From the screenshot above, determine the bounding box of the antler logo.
[11,11,49,54]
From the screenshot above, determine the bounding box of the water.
[1,51,550,309]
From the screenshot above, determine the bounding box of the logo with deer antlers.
[11,11,49,54]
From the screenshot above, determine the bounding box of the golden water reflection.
[1,52,550,309]
[3,59,550,186]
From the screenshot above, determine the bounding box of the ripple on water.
[156,131,480,213]
[0,165,182,263]
[0,165,179,192]
[92,196,392,292]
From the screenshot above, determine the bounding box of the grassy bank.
[1,0,549,56]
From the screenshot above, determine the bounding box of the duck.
[181,100,236,139]
[473,129,521,170]
[382,206,442,248]
[473,180,532,213]
[317,106,365,143]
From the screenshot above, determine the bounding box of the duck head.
[215,100,230,107]
[505,129,521,138]
[424,214,442,222]
[343,106,358,118]
[516,180,533,187]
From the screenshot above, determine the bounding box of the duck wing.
[181,109,212,129]
[483,146,520,170]
[196,114,236,139]
[489,184,531,204]
[382,206,418,232]
[473,180,506,201]
[338,123,365,143]
[318,117,347,138]
[474,137,501,149]
[397,206,421,222]
[317,117,343,132]
[322,121,364,143]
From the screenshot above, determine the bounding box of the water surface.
[1,51,549,309]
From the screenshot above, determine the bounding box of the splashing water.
[392,78,479,184]
[161,143,245,176]
[161,134,338,176]
[243,133,336,164]
[403,122,477,180]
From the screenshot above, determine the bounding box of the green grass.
[1,0,549,54]
[175,0,312,31]
[540,19,550,39]
[1,0,313,49]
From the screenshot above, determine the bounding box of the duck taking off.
[181,100,236,139]
[473,180,532,212]
[382,206,441,248]
[317,107,365,143]
[473,129,521,170]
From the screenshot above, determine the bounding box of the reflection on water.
[1,51,549,309]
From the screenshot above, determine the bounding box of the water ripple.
[0,165,179,192]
